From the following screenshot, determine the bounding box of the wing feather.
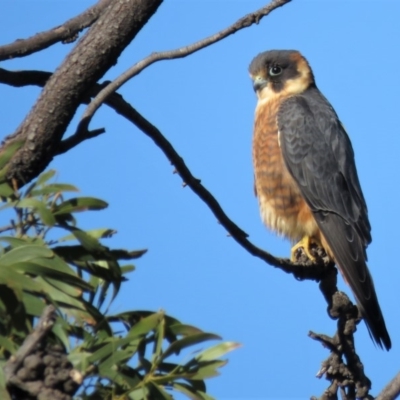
[277,87,390,349]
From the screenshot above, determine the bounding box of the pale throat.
[256,68,312,105]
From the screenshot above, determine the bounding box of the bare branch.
[376,372,400,400]
[0,0,113,61]
[0,68,332,282]
[310,269,373,399]
[0,0,163,188]
[0,68,51,87]
[77,0,291,132]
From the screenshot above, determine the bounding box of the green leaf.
[0,140,24,171]
[0,245,53,266]
[60,227,105,253]
[0,382,12,400]
[172,383,214,400]
[16,198,56,226]
[87,336,139,365]
[147,382,172,400]
[52,317,71,351]
[161,333,221,361]
[34,277,89,317]
[53,197,108,215]
[195,341,241,362]
[153,315,165,361]
[0,268,44,294]
[30,183,78,196]
[129,386,150,400]
[0,335,18,354]
[128,312,164,339]
[58,228,117,243]
[186,360,227,380]
[34,169,56,187]
[0,182,14,197]
[21,292,45,317]
[45,277,84,297]
[12,262,91,293]
[0,236,43,248]
[109,248,147,260]
[169,324,204,337]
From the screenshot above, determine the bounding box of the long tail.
[316,214,391,350]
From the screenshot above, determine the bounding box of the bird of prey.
[249,49,391,350]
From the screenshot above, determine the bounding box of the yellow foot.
[291,236,321,262]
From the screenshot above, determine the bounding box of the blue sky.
[1,1,400,399]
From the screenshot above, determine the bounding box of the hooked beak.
[252,76,268,92]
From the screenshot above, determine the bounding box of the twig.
[0,0,113,61]
[56,127,105,155]
[77,0,291,132]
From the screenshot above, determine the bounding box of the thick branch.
[0,0,163,188]
[0,0,113,61]
[78,0,291,131]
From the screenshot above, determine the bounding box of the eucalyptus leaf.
[53,197,108,215]
[16,198,56,226]
[161,333,221,361]
[195,341,241,362]
[30,183,79,196]
[0,245,53,266]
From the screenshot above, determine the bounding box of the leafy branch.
[0,171,237,400]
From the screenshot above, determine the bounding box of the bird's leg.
[291,236,321,262]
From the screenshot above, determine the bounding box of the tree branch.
[0,0,113,61]
[56,127,106,155]
[0,67,331,281]
[376,372,400,400]
[0,0,163,189]
[77,0,291,132]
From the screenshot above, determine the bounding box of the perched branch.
[78,0,291,132]
[310,275,372,399]
[0,0,113,61]
[0,68,332,281]
[0,0,163,189]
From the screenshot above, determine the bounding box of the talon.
[291,236,321,262]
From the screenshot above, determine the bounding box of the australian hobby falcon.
[249,49,390,350]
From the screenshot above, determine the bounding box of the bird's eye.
[269,66,283,76]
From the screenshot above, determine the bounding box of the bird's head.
[249,50,315,100]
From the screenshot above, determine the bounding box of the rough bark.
[0,0,162,188]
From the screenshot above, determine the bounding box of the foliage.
[0,171,238,400]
